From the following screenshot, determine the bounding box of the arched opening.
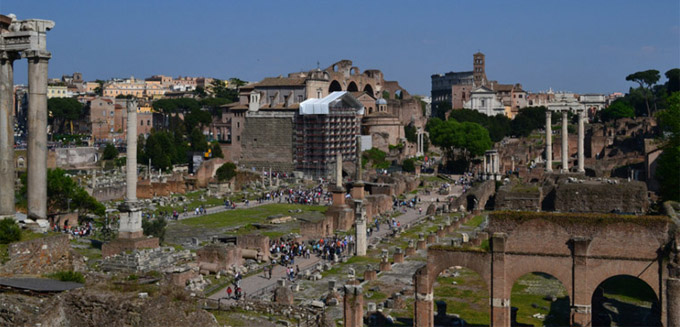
[347,81,358,92]
[466,195,477,212]
[395,89,403,100]
[510,272,571,326]
[591,275,660,327]
[329,80,342,92]
[363,84,374,97]
[433,267,490,326]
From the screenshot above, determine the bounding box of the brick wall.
[1,234,75,275]
[240,116,295,172]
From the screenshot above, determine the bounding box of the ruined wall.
[300,218,334,239]
[196,244,242,273]
[236,234,271,259]
[364,194,393,219]
[0,234,80,275]
[495,183,542,211]
[240,115,295,172]
[92,185,125,202]
[195,158,225,188]
[554,179,648,213]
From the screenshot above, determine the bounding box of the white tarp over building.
[299,91,365,115]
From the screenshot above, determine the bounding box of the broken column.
[350,135,365,199]
[577,109,585,173]
[119,100,142,238]
[354,200,366,256]
[0,51,17,219]
[343,285,364,327]
[545,110,553,172]
[561,110,569,173]
[326,152,353,231]
[393,247,404,263]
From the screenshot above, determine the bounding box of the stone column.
[414,267,434,327]
[545,110,552,172]
[354,200,366,256]
[0,52,17,219]
[126,100,137,202]
[26,51,51,222]
[483,155,487,176]
[577,110,585,173]
[336,152,342,188]
[561,110,569,173]
[571,237,592,326]
[491,233,510,326]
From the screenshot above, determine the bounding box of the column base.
[102,237,160,258]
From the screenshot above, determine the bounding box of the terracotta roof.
[252,77,306,87]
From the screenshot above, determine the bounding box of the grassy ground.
[179,204,327,229]
[322,255,381,278]
[599,275,657,306]
[152,190,225,215]
[463,214,486,228]
[434,268,490,325]
[511,273,570,326]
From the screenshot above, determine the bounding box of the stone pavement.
[208,201,432,302]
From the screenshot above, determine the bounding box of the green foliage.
[655,92,680,201]
[211,142,224,158]
[362,148,390,169]
[189,128,209,152]
[93,80,105,96]
[402,158,416,173]
[48,97,83,134]
[115,94,135,99]
[46,270,85,284]
[510,106,548,138]
[142,217,167,243]
[490,211,669,228]
[382,90,390,99]
[139,130,188,170]
[0,219,21,244]
[209,79,239,101]
[216,162,237,182]
[432,101,452,119]
[666,69,680,95]
[404,124,417,143]
[152,98,200,113]
[626,69,661,116]
[200,97,231,110]
[600,99,635,122]
[427,118,492,168]
[102,143,118,160]
[20,168,105,216]
[448,109,511,142]
[184,107,212,132]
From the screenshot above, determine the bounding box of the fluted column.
[561,110,568,173]
[545,110,553,172]
[26,51,50,221]
[0,52,17,219]
[577,110,585,173]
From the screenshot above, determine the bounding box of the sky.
[2,0,679,95]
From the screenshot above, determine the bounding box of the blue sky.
[3,0,679,95]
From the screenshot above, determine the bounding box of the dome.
[376,98,387,105]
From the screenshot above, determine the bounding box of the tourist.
[226,286,232,299]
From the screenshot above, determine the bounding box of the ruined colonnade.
[545,108,586,173]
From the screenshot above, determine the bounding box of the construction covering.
[299,91,365,115]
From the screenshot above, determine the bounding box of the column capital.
[22,50,51,60]
[0,51,20,62]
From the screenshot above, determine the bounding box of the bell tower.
[473,52,487,86]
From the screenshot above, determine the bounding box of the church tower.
[473,52,487,86]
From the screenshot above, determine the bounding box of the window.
[298,95,304,102]
[237,122,240,128]
[147,120,150,126]
[519,94,523,98]
[141,120,143,126]
[237,136,240,141]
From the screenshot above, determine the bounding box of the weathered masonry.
[0,14,53,230]
[413,211,679,326]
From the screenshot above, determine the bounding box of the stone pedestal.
[350,183,365,200]
[405,246,416,256]
[354,200,367,256]
[426,233,436,244]
[363,269,377,281]
[393,250,404,264]
[436,226,445,238]
[379,259,391,272]
[416,239,427,250]
[117,202,143,239]
[343,285,363,327]
[102,237,159,258]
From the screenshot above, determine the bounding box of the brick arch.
[585,259,663,303]
[347,81,358,92]
[329,80,342,92]
[505,218,571,255]
[363,84,374,97]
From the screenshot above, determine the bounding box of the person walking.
[226,286,232,299]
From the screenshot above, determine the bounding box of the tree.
[209,79,238,101]
[626,70,660,116]
[189,128,209,153]
[216,162,237,182]
[19,168,105,216]
[229,77,247,88]
[0,219,21,244]
[402,158,416,173]
[655,92,680,201]
[382,90,390,100]
[404,124,417,143]
[142,217,167,243]
[362,148,390,169]
[600,100,634,122]
[428,119,492,170]
[102,143,118,160]
[184,107,212,132]
[211,142,224,158]
[666,69,680,95]
[48,97,83,134]
[93,80,105,96]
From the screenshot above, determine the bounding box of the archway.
[433,267,490,326]
[591,275,660,326]
[510,272,571,326]
[363,84,374,97]
[329,80,342,92]
[347,81,358,92]
[466,195,477,212]
[395,89,403,100]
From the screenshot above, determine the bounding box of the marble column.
[126,100,137,202]
[0,52,17,219]
[354,200,366,256]
[336,152,342,188]
[545,110,553,172]
[577,110,585,173]
[26,51,50,221]
[561,110,568,173]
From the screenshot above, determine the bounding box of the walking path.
[208,201,432,302]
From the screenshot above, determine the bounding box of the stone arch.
[363,84,374,97]
[347,81,358,92]
[591,275,661,326]
[394,89,403,100]
[329,80,342,93]
[466,195,477,211]
[509,271,572,326]
[350,67,360,76]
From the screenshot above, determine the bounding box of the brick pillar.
[436,225,445,238]
[393,248,404,264]
[426,233,436,244]
[363,268,377,281]
[414,267,433,327]
[380,250,391,271]
[417,233,427,250]
[343,285,363,327]
[406,240,416,256]
[491,233,510,326]
[571,237,592,326]
[668,278,680,327]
